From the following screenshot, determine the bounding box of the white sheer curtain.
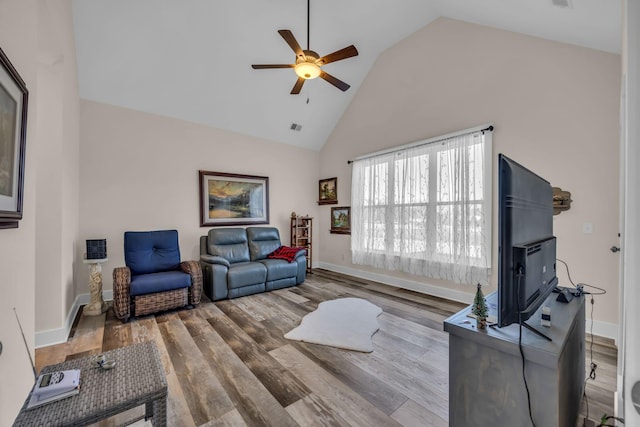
[351,129,492,285]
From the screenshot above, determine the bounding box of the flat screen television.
[498,154,558,332]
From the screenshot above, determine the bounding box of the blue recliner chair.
[113,230,202,322]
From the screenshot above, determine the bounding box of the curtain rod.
[347,125,494,165]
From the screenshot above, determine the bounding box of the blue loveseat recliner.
[199,226,306,301]
[113,229,202,322]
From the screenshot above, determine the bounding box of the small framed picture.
[330,206,351,234]
[318,177,338,205]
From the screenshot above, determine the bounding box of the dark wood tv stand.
[444,291,585,427]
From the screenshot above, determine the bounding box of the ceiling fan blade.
[291,77,305,95]
[319,71,350,91]
[252,64,295,69]
[278,30,305,60]
[317,45,358,66]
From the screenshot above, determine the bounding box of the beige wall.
[78,100,320,294]
[35,0,81,334]
[0,0,81,423]
[0,1,38,422]
[319,18,621,332]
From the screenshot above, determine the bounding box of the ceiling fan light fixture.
[294,62,321,79]
[251,1,358,93]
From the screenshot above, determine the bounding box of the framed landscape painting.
[199,171,269,226]
[318,177,338,205]
[0,47,28,229]
[330,206,351,234]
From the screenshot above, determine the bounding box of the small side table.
[13,341,168,426]
[83,257,108,316]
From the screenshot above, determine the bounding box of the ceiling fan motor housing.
[295,50,321,79]
[300,50,319,62]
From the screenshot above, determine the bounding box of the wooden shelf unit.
[291,215,312,273]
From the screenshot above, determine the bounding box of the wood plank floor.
[35,269,617,426]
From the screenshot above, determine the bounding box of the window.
[351,127,492,285]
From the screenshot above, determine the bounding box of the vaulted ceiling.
[72,0,621,151]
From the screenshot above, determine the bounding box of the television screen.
[498,154,558,328]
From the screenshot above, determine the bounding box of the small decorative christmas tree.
[472,283,488,329]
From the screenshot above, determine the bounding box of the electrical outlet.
[582,222,593,234]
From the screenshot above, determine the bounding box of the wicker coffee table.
[13,341,167,427]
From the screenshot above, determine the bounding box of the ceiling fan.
[251,0,359,95]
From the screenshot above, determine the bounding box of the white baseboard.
[35,290,113,349]
[585,318,619,343]
[316,262,619,341]
[316,262,475,304]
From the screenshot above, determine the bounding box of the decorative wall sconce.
[552,187,572,215]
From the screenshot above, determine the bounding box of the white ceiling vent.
[552,0,573,8]
[290,123,302,132]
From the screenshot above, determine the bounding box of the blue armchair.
[113,230,202,322]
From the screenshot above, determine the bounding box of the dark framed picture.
[330,206,351,234]
[0,47,28,229]
[318,177,338,205]
[199,171,269,226]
